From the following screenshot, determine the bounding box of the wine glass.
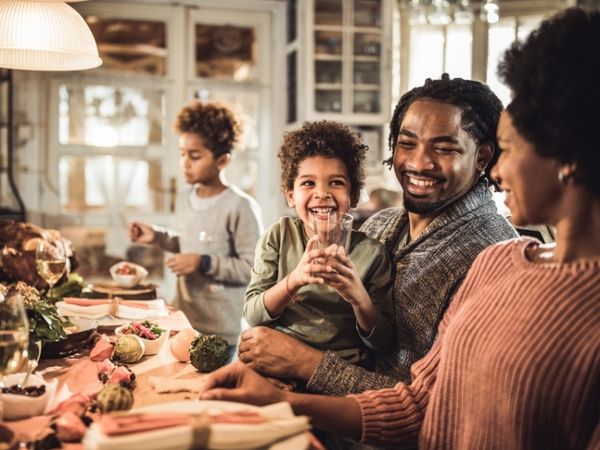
[35,239,67,296]
[0,290,29,381]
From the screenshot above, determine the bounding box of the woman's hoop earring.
[558,170,572,184]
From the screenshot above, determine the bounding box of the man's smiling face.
[393,100,487,216]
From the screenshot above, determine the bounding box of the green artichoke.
[189,334,229,372]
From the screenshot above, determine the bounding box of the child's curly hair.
[278,121,368,206]
[174,100,243,157]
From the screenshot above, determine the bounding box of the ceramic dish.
[41,317,99,359]
[2,373,58,420]
[109,262,148,288]
[115,324,169,356]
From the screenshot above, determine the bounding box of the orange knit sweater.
[352,238,600,450]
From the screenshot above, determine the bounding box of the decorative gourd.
[96,383,134,413]
[189,334,229,373]
[113,335,144,363]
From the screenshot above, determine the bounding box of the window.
[408,24,472,90]
[487,15,545,105]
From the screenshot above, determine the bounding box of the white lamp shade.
[0,0,102,71]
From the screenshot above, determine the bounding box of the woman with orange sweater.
[199,8,600,450]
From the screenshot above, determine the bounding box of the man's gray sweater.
[307,181,517,395]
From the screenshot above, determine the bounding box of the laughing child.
[244,121,394,368]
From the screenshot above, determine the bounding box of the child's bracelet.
[285,274,297,303]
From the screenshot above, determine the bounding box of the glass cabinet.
[287,0,392,172]
[310,0,389,118]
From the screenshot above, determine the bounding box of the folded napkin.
[82,402,310,450]
[57,298,168,320]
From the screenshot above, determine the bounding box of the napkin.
[82,402,310,450]
[56,298,168,320]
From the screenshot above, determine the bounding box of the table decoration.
[82,401,310,450]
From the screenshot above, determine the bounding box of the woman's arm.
[199,361,363,439]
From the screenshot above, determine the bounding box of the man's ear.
[476,143,493,171]
[216,153,231,170]
[285,190,295,208]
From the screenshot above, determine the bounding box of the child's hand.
[319,246,370,307]
[288,236,328,290]
[165,253,201,275]
[129,222,154,244]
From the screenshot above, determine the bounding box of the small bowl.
[115,325,169,356]
[1,373,57,420]
[109,262,148,288]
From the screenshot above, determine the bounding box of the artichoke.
[189,334,229,372]
[96,383,134,413]
[113,335,144,363]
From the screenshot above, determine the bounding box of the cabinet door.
[310,0,389,122]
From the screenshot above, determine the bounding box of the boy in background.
[130,101,263,357]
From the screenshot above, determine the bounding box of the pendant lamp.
[0,0,101,71]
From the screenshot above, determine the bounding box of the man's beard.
[403,194,448,216]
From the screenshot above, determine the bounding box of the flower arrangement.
[1,281,73,360]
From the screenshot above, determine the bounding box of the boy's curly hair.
[174,100,243,157]
[278,121,368,206]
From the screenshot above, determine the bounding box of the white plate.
[82,400,309,450]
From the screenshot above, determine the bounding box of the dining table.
[1,309,319,450]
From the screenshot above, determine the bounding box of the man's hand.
[199,361,287,406]
[165,253,201,275]
[237,327,323,382]
[129,222,154,244]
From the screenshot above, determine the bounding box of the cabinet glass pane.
[315,30,343,55]
[287,0,297,42]
[353,32,381,56]
[316,60,342,84]
[353,90,380,113]
[85,17,167,76]
[315,90,342,112]
[315,0,343,26]
[287,51,297,123]
[353,61,379,84]
[353,126,382,169]
[354,0,381,27]
[58,84,166,147]
[58,156,164,213]
[194,24,257,81]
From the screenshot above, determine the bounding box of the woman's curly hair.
[498,8,600,198]
[278,121,368,206]
[174,101,243,157]
[386,74,503,189]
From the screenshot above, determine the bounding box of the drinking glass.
[35,240,67,295]
[0,290,29,381]
[312,211,353,252]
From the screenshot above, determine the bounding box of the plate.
[41,317,99,359]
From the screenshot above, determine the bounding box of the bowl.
[115,324,169,356]
[41,317,99,359]
[109,262,148,288]
[1,373,57,420]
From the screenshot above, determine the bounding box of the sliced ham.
[90,334,114,362]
